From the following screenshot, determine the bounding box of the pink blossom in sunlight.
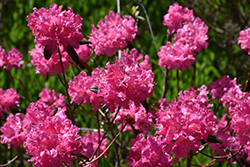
[0,47,23,70]
[0,88,20,116]
[174,17,209,52]
[163,2,195,34]
[27,3,83,54]
[29,45,71,77]
[38,88,66,108]
[75,44,93,63]
[155,86,218,159]
[158,41,195,71]
[238,27,250,54]
[127,134,173,167]
[113,101,152,133]
[1,113,26,149]
[79,132,108,167]
[89,11,137,57]
[208,75,237,101]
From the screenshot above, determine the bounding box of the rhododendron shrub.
[2,1,250,167]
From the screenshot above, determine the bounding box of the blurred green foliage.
[0,0,249,166]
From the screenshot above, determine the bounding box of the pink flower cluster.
[114,101,152,133]
[1,101,80,166]
[69,49,154,112]
[238,27,250,54]
[89,11,137,57]
[79,132,108,167]
[163,2,195,35]
[0,88,20,116]
[1,100,107,166]
[208,75,238,103]
[155,85,218,159]
[208,115,242,160]
[158,41,195,71]
[29,44,92,77]
[158,3,208,71]
[29,45,71,77]
[174,17,209,52]
[127,134,173,167]
[208,76,250,160]
[38,87,66,108]
[0,46,23,70]
[27,3,83,55]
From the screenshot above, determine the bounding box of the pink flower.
[5,48,23,70]
[1,113,26,149]
[158,41,195,71]
[76,44,93,63]
[98,56,154,112]
[68,69,104,111]
[23,103,81,167]
[114,101,152,133]
[29,45,71,77]
[155,86,218,159]
[38,88,66,108]
[174,17,209,52]
[0,47,23,70]
[0,46,6,68]
[163,3,195,34]
[89,11,137,57]
[238,27,250,54]
[79,132,108,167]
[69,50,154,112]
[27,3,83,55]
[172,136,199,160]
[208,75,237,101]
[127,134,173,167]
[0,88,20,116]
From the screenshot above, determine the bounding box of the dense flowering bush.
[2,2,250,167]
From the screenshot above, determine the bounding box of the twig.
[0,149,25,167]
[193,59,196,88]
[86,123,128,166]
[244,69,250,92]
[6,70,31,102]
[105,112,120,167]
[117,0,120,13]
[58,49,74,123]
[177,69,179,93]
[134,0,158,53]
[161,68,169,98]
[90,106,121,161]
